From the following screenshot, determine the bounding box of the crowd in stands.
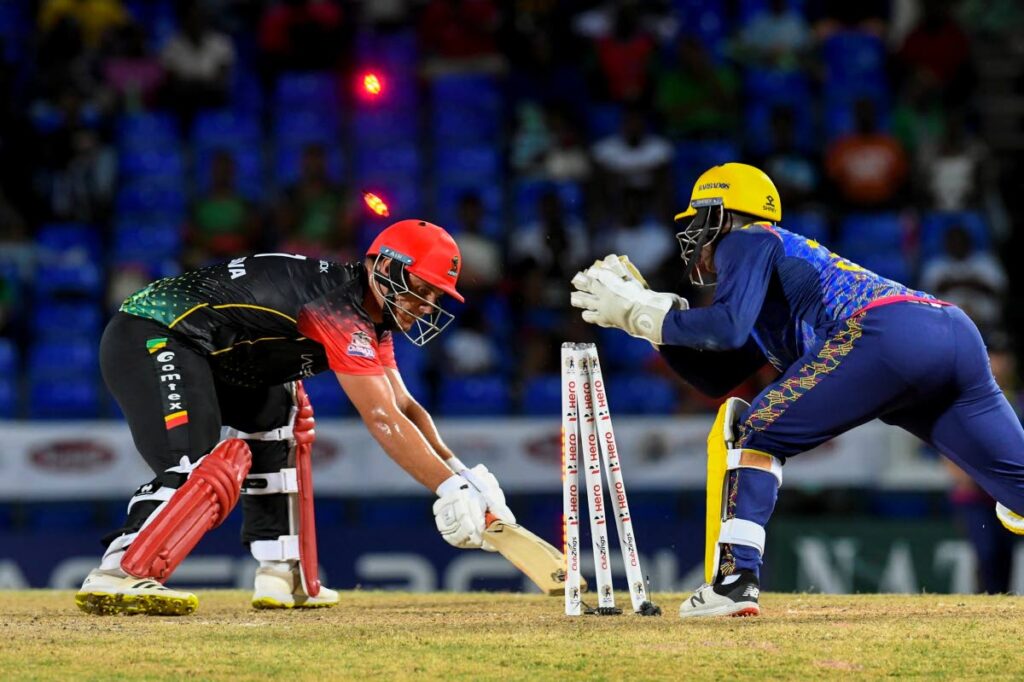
[0,0,1019,421]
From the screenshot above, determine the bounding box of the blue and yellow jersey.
[661,222,937,370]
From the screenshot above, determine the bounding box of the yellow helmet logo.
[674,162,781,223]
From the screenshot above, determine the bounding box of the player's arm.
[658,337,767,398]
[384,367,458,463]
[660,229,782,350]
[335,371,452,491]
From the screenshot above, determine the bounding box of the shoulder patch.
[346,330,377,359]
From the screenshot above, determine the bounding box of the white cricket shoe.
[679,570,761,618]
[251,566,339,609]
[75,568,198,616]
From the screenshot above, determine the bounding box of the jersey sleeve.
[661,226,783,350]
[377,331,397,370]
[297,297,387,376]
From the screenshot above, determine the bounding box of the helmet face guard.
[676,198,725,287]
[371,251,454,347]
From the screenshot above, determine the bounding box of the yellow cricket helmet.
[674,162,781,222]
[674,163,781,287]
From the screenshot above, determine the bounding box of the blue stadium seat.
[521,374,562,416]
[671,0,726,56]
[586,103,623,139]
[230,69,265,115]
[116,183,187,216]
[743,68,811,104]
[36,223,102,262]
[737,0,805,25]
[352,108,419,144]
[435,146,501,185]
[116,113,180,149]
[434,183,503,237]
[606,374,678,415]
[431,74,502,143]
[513,180,585,224]
[32,303,102,340]
[784,211,830,243]
[34,262,104,300]
[0,376,16,418]
[674,139,740,198]
[113,221,183,264]
[823,93,890,140]
[920,211,990,260]
[29,374,102,419]
[393,334,428,378]
[274,108,341,145]
[823,31,888,98]
[274,143,345,187]
[119,148,185,181]
[274,72,341,112]
[0,337,16,374]
[354,30,419,69]
[192,109,262,148]
[744,99,817,155]
[194,146,265,199]
[839,213,905,253]
[438,375,511,416]
[300,371,350,417]
[355,144,421,181]
[596,329,659,372]
[400,369,432,411]
[852,252,912,284]
[30,340,98,376]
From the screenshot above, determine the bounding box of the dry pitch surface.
[2,590,1021,680]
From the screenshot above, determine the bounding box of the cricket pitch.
[1,590,1021,680]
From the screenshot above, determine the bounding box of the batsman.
[76,219,517,615]
[571,163,1024,617]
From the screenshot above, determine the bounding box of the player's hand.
[571,268,687,345]
[433,475,487,550]
[459,464,516,552]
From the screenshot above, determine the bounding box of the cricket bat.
[484,514,588,596]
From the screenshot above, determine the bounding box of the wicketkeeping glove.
[433,475,487,550]
[570,267,687,345]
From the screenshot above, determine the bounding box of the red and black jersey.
[119,254,397,387]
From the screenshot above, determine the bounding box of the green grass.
[1,590,1021,680]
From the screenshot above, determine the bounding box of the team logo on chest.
[346,331,376,359]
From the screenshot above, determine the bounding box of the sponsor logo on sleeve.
[346,330,377,359]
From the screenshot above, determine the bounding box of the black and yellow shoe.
[75,569,198,616]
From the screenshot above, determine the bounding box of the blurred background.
[0,0,1022,595]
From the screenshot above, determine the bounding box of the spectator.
[734,0,811,71]
[102,20,164,110]
[418,0,503,74]
[897,0,974,104]
[590,5,655,103]
[595,187,675,275]
[825,98,908,208]
[160,2,235,128]
[258,0,344,73]
[891,69,946,168]
[451,191,502,292]
[920,225,1007,334]
[807,0,888,39]
[442,306,499,376]
[921,111,989,212]
[511,103,591,182]
[758,106,820,209]
[655,35,739,139]
[591,104,673,217]
[274,143,350,256]
[38,0,129,50]
[509,188,589,282]
[185,150,259,268]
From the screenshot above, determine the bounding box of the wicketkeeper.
[571,163,1024,617]
[76,219,516,615]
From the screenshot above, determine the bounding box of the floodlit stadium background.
[0,0,1021,594]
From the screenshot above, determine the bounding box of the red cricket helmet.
[367,219,464,303]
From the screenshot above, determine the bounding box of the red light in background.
[362,72,383,96]
[363,191,390,217]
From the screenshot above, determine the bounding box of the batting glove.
[433,475,487,550]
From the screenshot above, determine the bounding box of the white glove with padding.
[433,475,487,549]
[571,262,688,345]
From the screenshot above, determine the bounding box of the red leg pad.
[122,439,252,582]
